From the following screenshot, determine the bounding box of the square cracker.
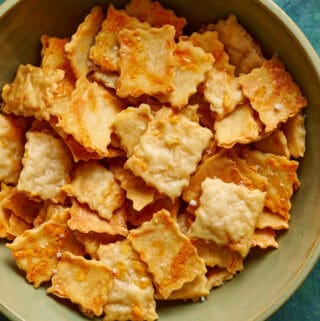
[1,64,64,120]
[98,240,158,321]
[56,76,124,158]
[190,178,265,256]
[239,57,307,132]
[129,209,207,299]
[214,103,261,148]
[158,40,214,108]
[6,210,84,287]
[243,150,300,218]
[282,112,306,158]
[125,0,186,37]
[204,68,244,119]
[126,107,212,199]
[62,160,125,220]
[116,25,176,98]
[112,103,154,157]
[89,4,150,72]
[48,251,113,317]
[208,14,265,74]
[187,31,234,74]
[65,6,104,78]
[67,199,128,236]
[17,130,73,203]
[0,114,25,184]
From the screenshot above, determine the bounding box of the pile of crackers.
[0,0,307,320]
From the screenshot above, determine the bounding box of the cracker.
[129,209,207,298]
[252,228,279,249]
[239,57,308,132]
[155,275,209,301]
[2,188,42,224]
[183,149,269,205]
[206,267,235,289]
[1,64,64,120]
[113,104,154,157]
[98,240,158,321]
[56,76,124,158]
[6,211,84,287]
[48,251,113,317]
[188,31,234,73]
[89,5,150,72]
[116,25,176,98]
[126,107,212,199]
[65,6,104,78]
[126,0,186,37]
[67,200,128,236]
[33,201,69,227]
[62,160,125,220]
[7,214,32,237]
[91,70,118,89]
[0,114,25,184]
[0,184,14,239]
[17,130,73,203]
[204,68,244,119]
[282,112,306,158]
[214,103,261,148]
[256,210,289,230]
[190,178,265,255]
[158,40,214,108]
[109,159,156,211]
[243,150,300,218]
[208,14,265,74]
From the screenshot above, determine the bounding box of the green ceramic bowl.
[0,0,320,320]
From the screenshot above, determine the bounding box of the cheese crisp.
[17,130,73,203]
[125,0,186,37]
[117,25,176,98]
[98,240,158,321]
[48,251,113,317]
[6,211,84,287]
[0,114,25,184]
[1,64,64,120]
[63,160,125,220]
[65,6,105,79]
[56,76,124,158]
[0,1,308,320]
[126,107,212,199]
[129,210,207,298]
[158,40,214,108]
[190,178,265,255]
[239,57,307,132]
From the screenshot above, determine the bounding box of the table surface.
[0,0,319,320]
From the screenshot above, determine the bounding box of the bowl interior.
[0,0,320,321]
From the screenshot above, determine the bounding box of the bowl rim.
[0,0,320,320]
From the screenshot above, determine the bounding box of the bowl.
[0,0,320,320]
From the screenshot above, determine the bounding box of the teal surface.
[0,0,319,320]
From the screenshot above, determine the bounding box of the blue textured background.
[0,0,319,320]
